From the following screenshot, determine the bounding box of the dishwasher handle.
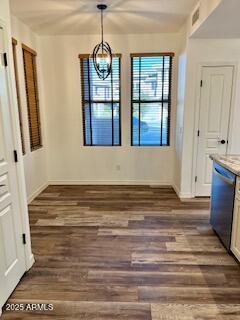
[214,167,235,186]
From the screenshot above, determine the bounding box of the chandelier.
[92,4,112,80]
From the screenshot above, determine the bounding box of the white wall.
[179,38,240,197]
[0,0,11,24]
[174,3,240,198]
[40,33,180,185]
[11,16,48,201]
[11,4,240,197]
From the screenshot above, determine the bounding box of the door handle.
[218,139,226,145]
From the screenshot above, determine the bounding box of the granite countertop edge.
[210,154,240,176]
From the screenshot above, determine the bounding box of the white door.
[195,66,233,196]
[0,27,26,307]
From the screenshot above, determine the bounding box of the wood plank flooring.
[2,185,240,319]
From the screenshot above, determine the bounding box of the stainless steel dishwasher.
[210,162,236,251]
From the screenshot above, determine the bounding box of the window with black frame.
[79,54,121,146]
[131,53,174,146]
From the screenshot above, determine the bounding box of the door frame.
[0,20,34,273]
[191,61,237,198]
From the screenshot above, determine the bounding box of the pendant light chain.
[101,9,104,46]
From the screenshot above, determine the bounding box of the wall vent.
[192,7,200,26]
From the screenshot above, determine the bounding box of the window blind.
[131,53,174,146]
[12,38,25,154]
[79,54,121,146]
[22,44,42,151]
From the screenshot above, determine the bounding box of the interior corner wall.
[11,16,48,201]
[174,51,187,196]
[180,38,240,197]
[40,33,180,185]
[173,23,189,196]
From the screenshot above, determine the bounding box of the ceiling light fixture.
[92,4,112,80]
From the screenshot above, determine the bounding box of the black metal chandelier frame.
[92,4,112,80]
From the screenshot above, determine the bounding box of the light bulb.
[106,55,110,65]
[96,55,102,65]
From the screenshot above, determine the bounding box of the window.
[22,44,42,151]
[79,54,121,146]
[12,38,25,154]
[131,53,174,146]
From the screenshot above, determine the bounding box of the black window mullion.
[119,57,122,146]
[132,99,169,104]
[111,65,114,146]
[160,56,165,146]
[167,56,172,146]
[80,59,87,145]
[87,58,93,146]
[84,100,119,103]
[138,57,141,146]
[131,58,133,145]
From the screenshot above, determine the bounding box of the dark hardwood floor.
[2,185,240,319]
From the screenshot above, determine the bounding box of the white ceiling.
[10,0,199,35]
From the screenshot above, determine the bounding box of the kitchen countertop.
[210,154,240,176]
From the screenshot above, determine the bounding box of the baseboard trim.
[28,180,194,199]
[172,183,194,199]
[179,193,194,199]
[27,182,49,204]
[49,180,173,186]
[26,253,35,271]
[172,183,180,197]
